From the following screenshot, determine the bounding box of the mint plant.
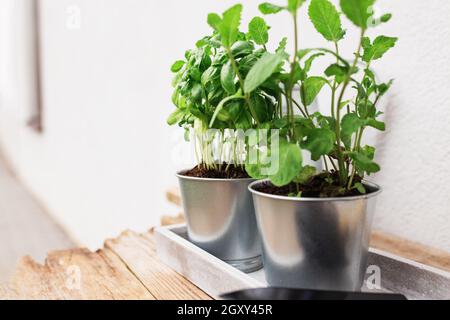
[244,0,397,196]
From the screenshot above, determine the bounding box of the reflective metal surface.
[177,171,262,272]
[249,180,382,291]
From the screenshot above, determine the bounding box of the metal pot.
[248,180,382,291]
[177,171,262,273]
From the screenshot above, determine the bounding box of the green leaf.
[251,94,269,123]
[287,0,306,13]
[301,77,328,106]
[207,13,222,30]
[270,140,302,186]
[291,52,323,83]
[209,5,243,47]
[377,79,394,96]
[349,151,380,174]
[303,53,324,74]
[339,99,351,110]
[309,0,345,42]
[362,36,398,62]
[293,165,316,184]
[293,117,316,139]
[291,64,305,83]
[245,142,273,179]
[358,100,376,119]
[170,60,185,73]
[245,162,268,180]
[301,128,336,161]
[365,118,385,131]
[221,4,243,47]
[226,101,244,122]
[201,66,219,86]
[190,83,202,102]
[342,113,385,137]
[341,113,365,137]
[189,67,202,82]
[167,109,184,125]
[209,95,243,127]
[380,13,392,23]
[324,63,347,83]
[340,0,375,29]
[297,48,313,60]
[217,108,231,122]
[288,191,303,198]
[237,112,253,130]
[276,37,288,54]
[248,17,269,45]
[361,145,375,160]
[355,182,366,194]
[258,3,285,15]
[221,61,236,94]
[244,52,284,93]
[231,41,254,58]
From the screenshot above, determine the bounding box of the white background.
[0,0,449,251]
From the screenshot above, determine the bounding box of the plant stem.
[330,42,340,119]
[290,94,308,118]
[327,155,338,171]
[323,156,329,172]
[335,29,366,186]
[286,12,300,138]
[347,127,364,189]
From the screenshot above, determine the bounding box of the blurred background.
[0,0,449,282]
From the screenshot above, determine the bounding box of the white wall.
[368,0,450,250]
[0,0,449,251]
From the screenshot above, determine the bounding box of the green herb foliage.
[167,0,397,196]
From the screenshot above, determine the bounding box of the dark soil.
[255,171,370,198]
[183,164,250,179]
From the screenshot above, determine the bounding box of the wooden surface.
[0,230,210,300]
[165,187,450,273]
[370,231,450,272]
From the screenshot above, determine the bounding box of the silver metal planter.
[177,171,262,273]
[248,180,382,292]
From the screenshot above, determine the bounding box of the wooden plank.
[166,186,181,207]
[165,187,450,273]
[105,230,211,300]
[1,229,209,300]
[0,284,19,300]
[370,231,450,273]
[161,213,185,226]
[9,248,155,300]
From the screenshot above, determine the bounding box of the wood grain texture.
[1,230,209,300]
[371,231,450,272]
[161,213,185,226]
[166,187,182,207]
[0,284,19,300]
[105,230,210,300]
[9,248,154,300]
[164,187,450,273]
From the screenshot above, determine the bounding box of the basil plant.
[168,4,286,172]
